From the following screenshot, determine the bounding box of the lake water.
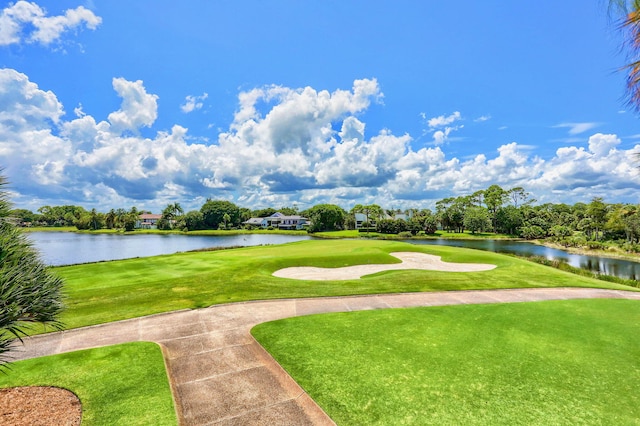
[26,232,640,280]
[27,232,312,266]
[408,239,640,280]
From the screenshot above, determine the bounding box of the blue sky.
[1,1,639,213]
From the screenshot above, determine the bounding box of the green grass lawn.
[313,230,517,239]
[0,342,176,425]
[52,239,636,330]
[252,299,640,425]
[22,226,77,232]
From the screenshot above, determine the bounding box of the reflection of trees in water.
[412,240,640,280]
[581,259,602,274]
[580,258,639,280]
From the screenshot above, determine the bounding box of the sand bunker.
[273,252,496,281]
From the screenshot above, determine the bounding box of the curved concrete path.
[10,288,640,425]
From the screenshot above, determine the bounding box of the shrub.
[0,174,64,366]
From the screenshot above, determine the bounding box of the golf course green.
[54,239,635,330]
[5,240,638,424]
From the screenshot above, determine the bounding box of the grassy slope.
[252,299,640,425]
[53,239,635,330]
[0,342,176,425]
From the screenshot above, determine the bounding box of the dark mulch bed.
[0,386,81,426]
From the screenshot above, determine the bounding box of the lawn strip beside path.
[9,288,640,425]
[0,342,177,425]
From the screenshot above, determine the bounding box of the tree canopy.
[303,204,347,232]
[200,200,241,229]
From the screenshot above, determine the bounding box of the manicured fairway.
[252,299,640,425]
[0,342,176,425]
[53,239,636,330]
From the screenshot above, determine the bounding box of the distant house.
[136,213,162,229]
[243,212,309,230]
[354,213,377,229]
[277,215,309,230]
[243,217,264,227]
[384,211,414,221]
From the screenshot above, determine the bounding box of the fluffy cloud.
[181,93,208,113]
[424,111,464,145]
[0,1,101,46]
[427,111,461,128]
[0,68,69,188]
[107,78,158,133]
[1,69,639,212]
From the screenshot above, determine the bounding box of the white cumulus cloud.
[181,93,208,113]
[0,1,101,46]
[107,78,159,133]
[424,111,463,146]
[1,69,639,212]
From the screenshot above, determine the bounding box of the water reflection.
[27,232,311,266]
[409,239,640,280]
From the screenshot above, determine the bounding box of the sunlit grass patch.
[253,299,640,425]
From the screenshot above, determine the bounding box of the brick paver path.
[11,288,640,425]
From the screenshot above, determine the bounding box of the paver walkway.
[11,287,640,425]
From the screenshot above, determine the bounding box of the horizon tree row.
[11,186,640,247]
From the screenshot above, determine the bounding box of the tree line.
[12,185,640,251]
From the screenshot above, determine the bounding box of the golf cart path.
[12,288,640,425]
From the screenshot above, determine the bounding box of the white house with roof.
[243,212,309,230]
[354,212,378,229]
[136,213,163,229]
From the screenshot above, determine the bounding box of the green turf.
[22,226,77,232]
[313,230,517,239]
[50,239,636,330]
[252,299,640,425]
[0,342,176,425]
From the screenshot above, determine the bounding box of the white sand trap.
[273,252,496,281]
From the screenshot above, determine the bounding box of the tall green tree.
[122,207,138,232]
[183,210,205,231]
[222,213,231,229]
[484,184,507,233]
[507,187,534,207]
[160,203,184,230]
[587,197,608,241]
[0,174,64,366]
[303,204,346,232]
[436,197,467,233]
[105,209,117,229]
[200,200,240,229]
[464,206,491,234]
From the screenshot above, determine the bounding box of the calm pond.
[27,232,640,280]
[408,239,640,280]
[27,232,311,266]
